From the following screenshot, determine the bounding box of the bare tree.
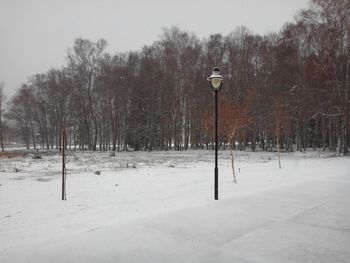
[67,38,107,150]
[5,1,349,154]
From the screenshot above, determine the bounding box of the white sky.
[0,0,309,97]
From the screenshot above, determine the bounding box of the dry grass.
[0,151,27,158]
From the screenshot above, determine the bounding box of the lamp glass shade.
[210,77,223,90]
[208,67,224,91]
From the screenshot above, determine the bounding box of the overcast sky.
[0,0,309,97]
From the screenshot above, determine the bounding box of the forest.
[0,0,349,154]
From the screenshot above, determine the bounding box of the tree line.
[1,0,349,154]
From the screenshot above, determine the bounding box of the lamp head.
[208,67,223,91]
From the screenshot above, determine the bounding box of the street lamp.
[62,128,67,200]
[207,67,223,200]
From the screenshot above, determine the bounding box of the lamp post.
[62,128,67,200]
[208,67,223,200]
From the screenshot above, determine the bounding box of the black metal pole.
[214,90,219,200]
[62,129,66,201]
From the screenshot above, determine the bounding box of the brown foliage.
[203,89,255,143]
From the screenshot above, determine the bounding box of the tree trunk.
[230,141,237,183]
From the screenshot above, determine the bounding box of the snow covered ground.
[0,150,349,262]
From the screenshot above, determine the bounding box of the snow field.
[0,150,349,262]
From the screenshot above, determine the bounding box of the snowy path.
[0,151,349,262]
